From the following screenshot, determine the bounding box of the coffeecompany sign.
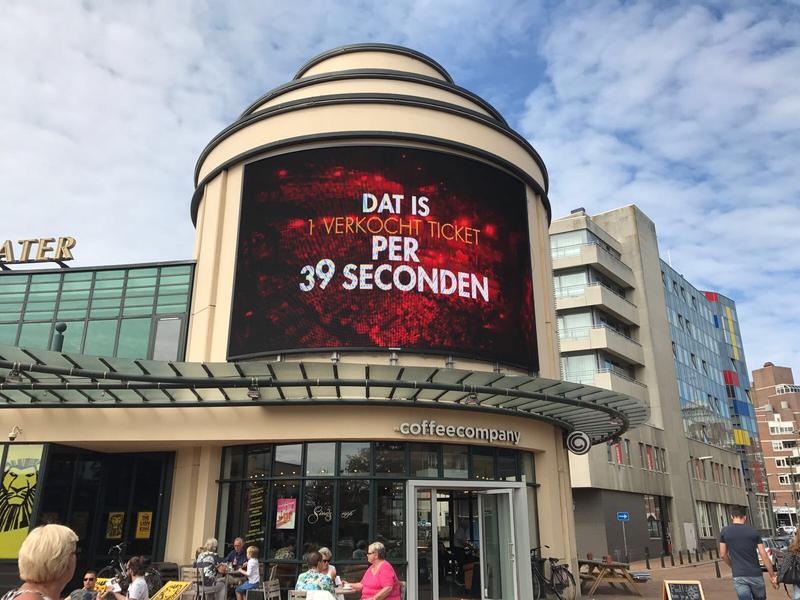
[397,419,520,445]
[0,237,76,265]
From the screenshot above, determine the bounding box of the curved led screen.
[229,146,538,370]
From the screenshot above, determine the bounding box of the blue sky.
[1,0,798,373]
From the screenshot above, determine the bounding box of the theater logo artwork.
[0,444,44,559]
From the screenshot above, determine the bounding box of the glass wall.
[217,441,537,590]
[0,262,193,360]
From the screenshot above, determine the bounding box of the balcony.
[555,282,639,325]
[563,368,649,403]
[552,243,636,288]
[559,325,645,366]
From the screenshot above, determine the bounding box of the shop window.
[340,442,370,476]
[442,445,468,478]
[337,479,370,559]
[409,443,439,477]
[247,445,272,479]
[302,480,334,552]
[269,480,300,559]
[643,495,662,539]
[496,449,518,481]
[375,481,405,560]
[224,447,245,480]
[274,445,302,477]
[697,501,714,538]
[374,442,405,474]
[521,452,535,483]
[305,443,334,477]
[471,447,494,481]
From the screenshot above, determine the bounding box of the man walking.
[720,506,778,599]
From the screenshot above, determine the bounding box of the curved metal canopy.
[0,344,648,445]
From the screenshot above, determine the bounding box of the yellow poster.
[150,581,191,600]
[135,511,153,539]
[106,512,125,539]
[0,443,44,559]
[94,579,110,593]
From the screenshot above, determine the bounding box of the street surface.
[579,558,789,599]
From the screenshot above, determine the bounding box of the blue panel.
[713,315,720,328]
[733,400,753,418]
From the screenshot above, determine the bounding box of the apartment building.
[551,205,758,560]
[752,363,800,527]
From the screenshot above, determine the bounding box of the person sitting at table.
[234,546,260,600]
[341,541,401,600]
[295,551,335,595]
[194,537,226,600]
[317,548,337,585]
[224,538,247,570]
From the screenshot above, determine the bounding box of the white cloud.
[520,1,800,372]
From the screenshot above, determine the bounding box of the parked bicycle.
[530,546,576,600]
[96,542,163,597]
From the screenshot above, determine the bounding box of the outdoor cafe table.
[578,559,643,597]
[287,589,356,598]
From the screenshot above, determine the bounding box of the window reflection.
[337,479,369,558]
[340,442,370,476]
[275,444,302,477]
[303,480,334,551]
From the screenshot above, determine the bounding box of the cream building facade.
[0,45,648,599]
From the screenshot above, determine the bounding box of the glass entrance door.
[408,483,526,600]
[478,490,517,600]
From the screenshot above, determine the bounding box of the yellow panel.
[725,306,741,360]
[734,428,751,446]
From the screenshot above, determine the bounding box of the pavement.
[578,558,790,599]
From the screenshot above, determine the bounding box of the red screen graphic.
[229,146,538,370]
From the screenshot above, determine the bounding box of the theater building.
[0,45,647,599]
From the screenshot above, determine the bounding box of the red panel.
[704,291,719,302]
[724,370,740,385]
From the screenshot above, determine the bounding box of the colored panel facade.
[704,291,769,501]
[660,261,733,449]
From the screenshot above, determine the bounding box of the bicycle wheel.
[552,566,576,600]
[530,569,544,600]
[96,567,117,580]
[144,568,163,596]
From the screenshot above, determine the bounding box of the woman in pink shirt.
[342,541,401,600]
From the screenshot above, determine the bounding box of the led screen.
[229,146,538,370]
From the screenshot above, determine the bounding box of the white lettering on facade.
[396,420,520,445]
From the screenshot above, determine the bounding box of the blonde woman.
[317,548,338,585]
[1,524,78,600]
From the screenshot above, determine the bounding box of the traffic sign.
[617,511,630,522]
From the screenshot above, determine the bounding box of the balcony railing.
[551,242,633,271]
[562,368,647,388]
[558,324,642,346]
[554,282,637,307]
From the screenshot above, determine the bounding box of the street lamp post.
[687,455,713,551]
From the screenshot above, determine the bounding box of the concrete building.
[752,363,800,527]
[550,205,758,560]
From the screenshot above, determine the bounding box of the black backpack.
[778,552,800,585]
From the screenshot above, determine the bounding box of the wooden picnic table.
[578,559,643,597]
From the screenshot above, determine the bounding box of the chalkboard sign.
[662,580,705,600]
